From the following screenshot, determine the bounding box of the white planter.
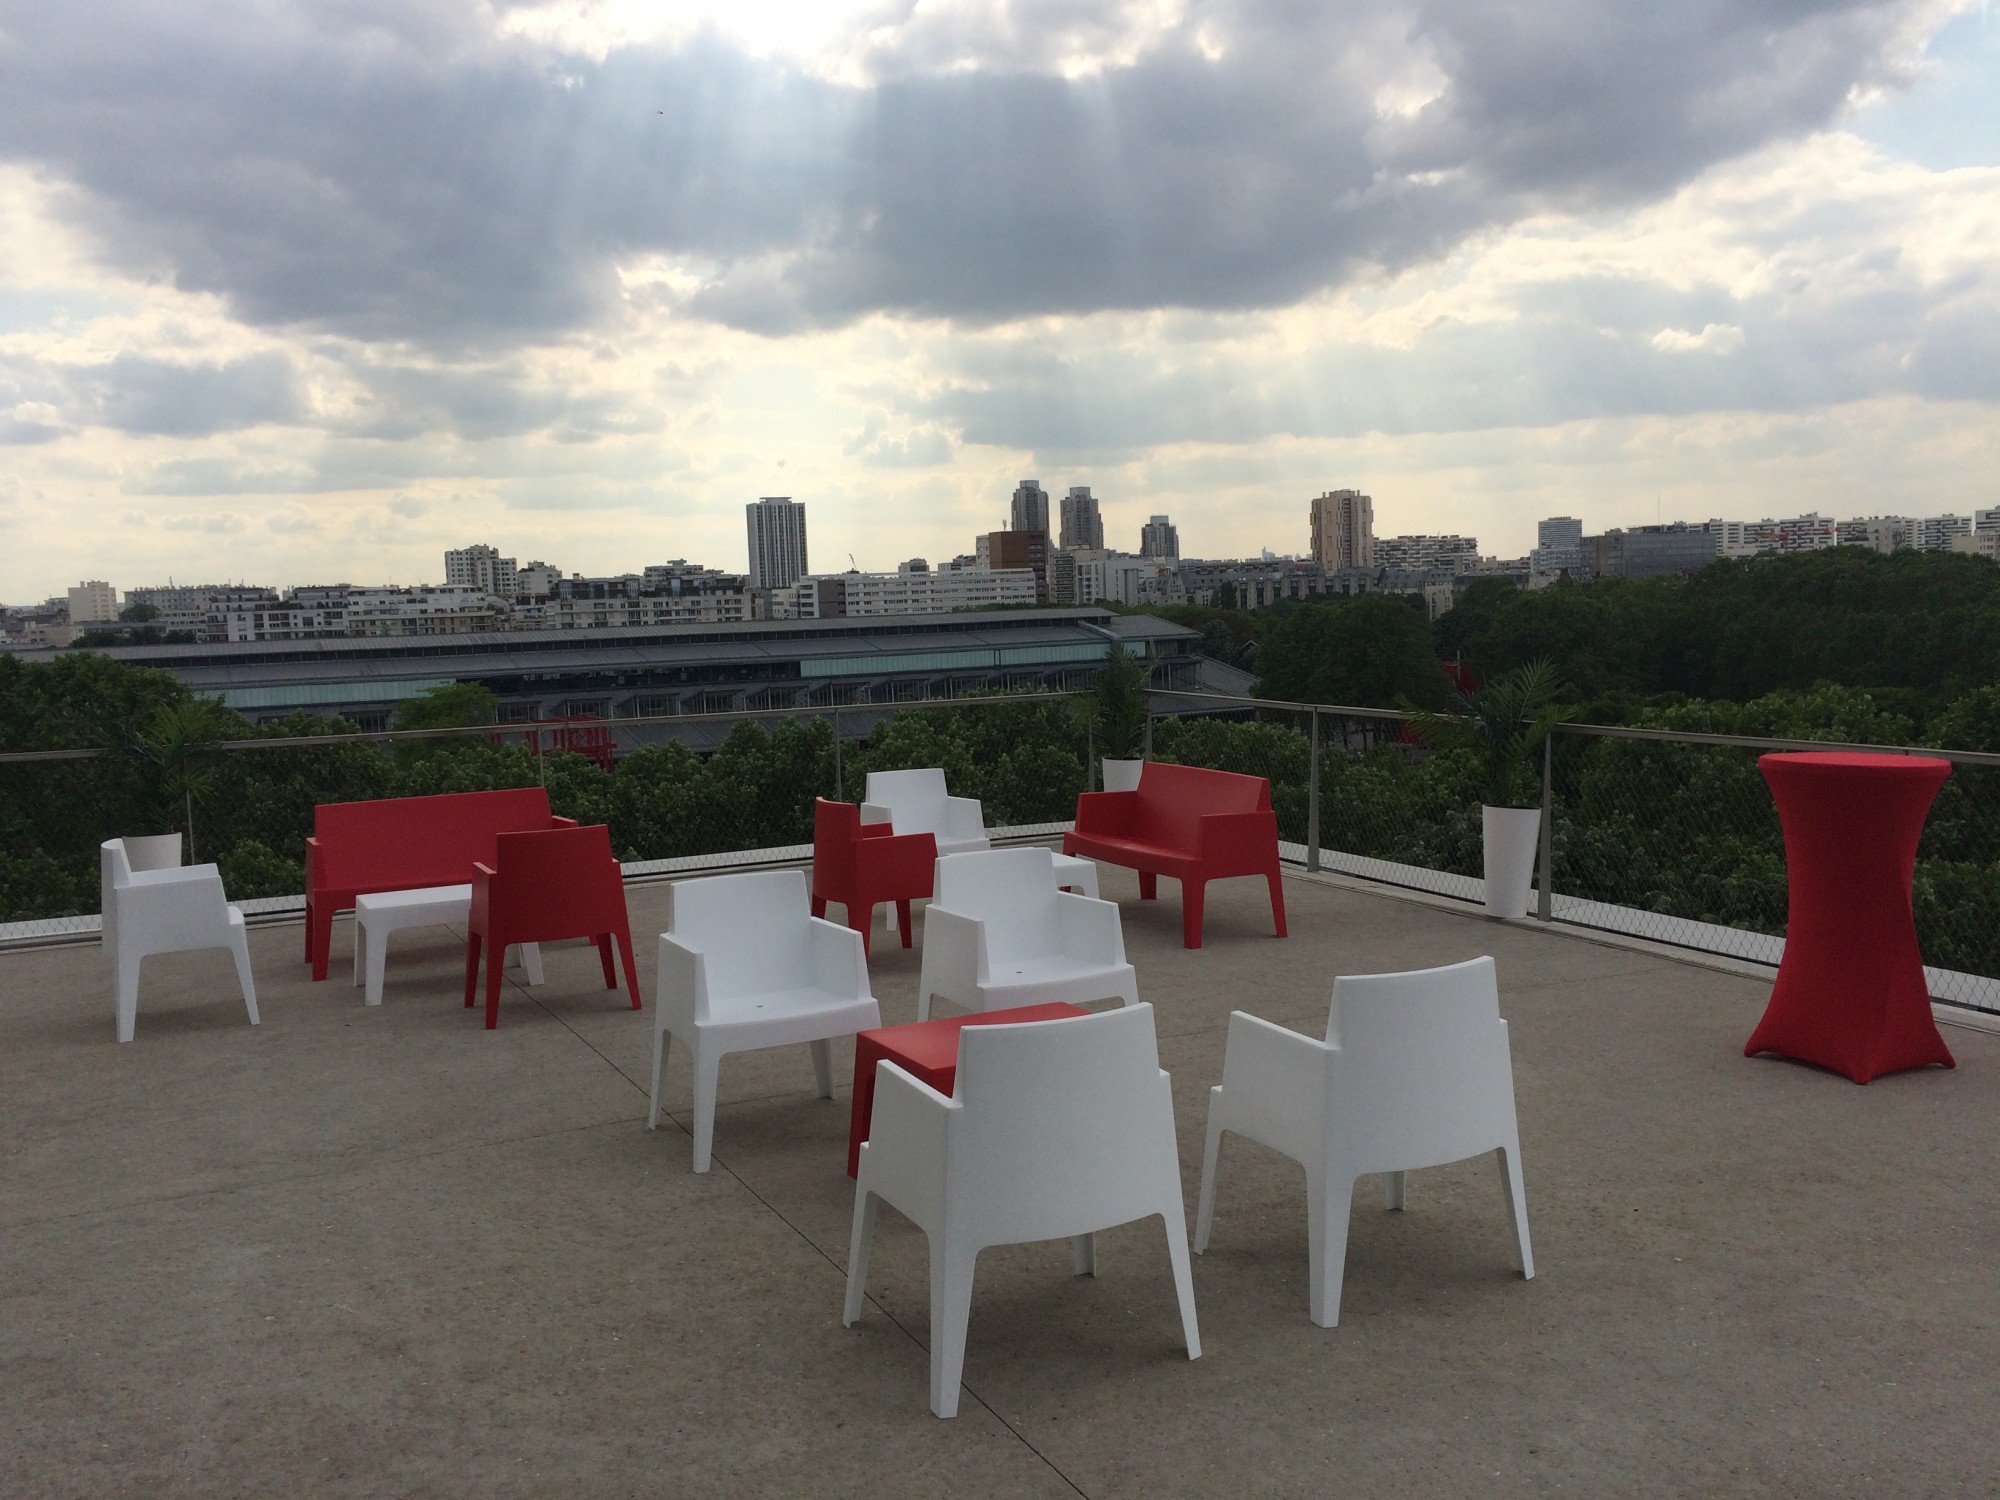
[1101,758,1145,793]
[123,832,184,873]
[1481,805,1541,919]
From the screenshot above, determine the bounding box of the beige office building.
[1311,490,1375,570]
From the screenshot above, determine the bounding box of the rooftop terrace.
[5,861,1994,1497]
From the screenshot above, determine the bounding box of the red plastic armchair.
[810,798,938,957]
[463,824,641,1029]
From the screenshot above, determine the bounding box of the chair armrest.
[859,801,893,827]
[858,1060,956,1229]
[655,933,707,1029]
[469,861,496,933]
[856,829,937,883]
[1054,891,1125,965]
[921,906,987,987]
[1194,808,1281,868]
[117,866,230,933]
[807,917,872,998]
[1073,790,1137,836]
[551,815,579,829]
[1218,1011,1330,1162]
[940,796,988,838]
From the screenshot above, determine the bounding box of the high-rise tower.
[746,496,809,591]
[1310,490,1375,570]
[1011,480,1050,534]
[1059,486,1104,550]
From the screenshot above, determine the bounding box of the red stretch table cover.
[1745,752,1955,1083]
[847,1002,1089,1176]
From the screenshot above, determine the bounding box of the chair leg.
[842,1188,880,1326]
[1138,871,1158,900]
[1070,1233,1096,1276]
[1266,868,1288,938]
[648,1026,671,1130]
[691,1044,724,1172]
[309,904,335,981]
[849,904,873,959]
[595,933,617,988]
[811,895,827,920]
[895,899,913,949]
[1181,879,1206,950]
[808,1038,834,1098]
[352,921,364,988]
[483,942,506,1029]
[1307,1171,1355,1329]
[115,950,143,1044]
[1499,1140,1534,1279]
[1194,1086,1225,1253]
[929,1242,978,1419]
[1163,1210,1202,1360]
[229,928,260,1027]
[519,943,545,986]
[1383,1171,1407,1211]
[616,928,641,1010]
[462,934,481,1008]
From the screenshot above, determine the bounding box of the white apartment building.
[515,561,561,598]
[1744,514,1838,553]
[1914,514,1971,551]
[1101,556,1186,607]
[1951,532,2000,561]
[1377,534,1479,573]
[746,497,809,591]
[514,591,752,629]
[771,565,1037,620]
[1838,517,1916,553]
[66,580,118,624]
[445,544,518,598]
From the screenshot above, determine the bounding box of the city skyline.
[1,2,1996,602]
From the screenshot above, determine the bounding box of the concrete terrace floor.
[3,862,1996,1499]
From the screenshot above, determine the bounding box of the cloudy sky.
[2,0,1996,600]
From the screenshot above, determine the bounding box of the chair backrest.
[1324,956,1516,1173]
[488,824,624,935]
[812,798,861,889]
[314,788,557,886]
[950,1004,1173,1241]
[669,869,815,997]
[932,848,1062,961]
[1132,762,1270,848]
[864,768,950,833]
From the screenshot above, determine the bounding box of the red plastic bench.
[1062,762,1287,949]
[304,788,575,980]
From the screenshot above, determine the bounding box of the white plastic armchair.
[916,847,1139,1021]
[1193,955,1533,1327]
[650,869,880,1172]
[844,1002,1200,1418]
[100,835,259,1044]
[860,768,991,857]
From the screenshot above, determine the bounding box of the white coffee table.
[353,884,543,1007]
[1052,852,1099,899]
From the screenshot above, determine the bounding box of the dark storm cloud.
[0,0,1936,343]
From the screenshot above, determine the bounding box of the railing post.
[1087,723,1096,793]
[1536,733,1554,922]
[1142,698,1153,760]
[1306,708,1322,873]
[833,706,843,801]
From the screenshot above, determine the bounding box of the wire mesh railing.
[7,685,1999,1013]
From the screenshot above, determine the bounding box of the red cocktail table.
[847,1002,1089,1176]
[1745,752,1955,1083]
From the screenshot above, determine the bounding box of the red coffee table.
[847,1002,1089,1176]
[1745,752,1955,1083]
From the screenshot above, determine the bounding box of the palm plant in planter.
[1082,647,1154,791]
[1407,659,1571,918]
